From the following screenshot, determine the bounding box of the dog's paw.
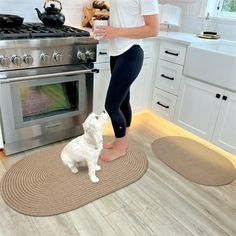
[91,176,99,183]
[96,165,101,171]
[71,167,79,173]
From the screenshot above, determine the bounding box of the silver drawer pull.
[157,101,169,109]
[161,74,174,80]
[164,50,179,56]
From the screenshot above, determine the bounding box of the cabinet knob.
[216,93,221,99]
[222,95,228,101]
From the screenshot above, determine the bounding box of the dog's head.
[82,111,108,135]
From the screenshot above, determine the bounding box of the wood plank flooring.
[0,111,235,236]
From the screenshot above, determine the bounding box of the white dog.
[61,111,108,183]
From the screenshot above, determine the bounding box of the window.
[201,0,236,20]
[221,0,236,12]
[217,0,236,18]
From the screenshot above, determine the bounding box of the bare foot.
[103,128,129,149]
[100,147,127,161]
[101,136,128,161]
[103,141,115,149]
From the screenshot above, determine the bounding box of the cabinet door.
[93,62,111,114]
[212,90,236,155]
[131,58,153,112]
[174,77,224,140]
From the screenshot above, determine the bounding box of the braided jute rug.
[151,136,236,186]
[0,137,148,216]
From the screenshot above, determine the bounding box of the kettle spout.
[35,8,42,20]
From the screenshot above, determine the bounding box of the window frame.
[200,0,236,21]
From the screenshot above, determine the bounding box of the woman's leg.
[101,45,144,161]
[103,91,131,149]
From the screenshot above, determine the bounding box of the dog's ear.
[82,121,89,133]
[84,123,98,141]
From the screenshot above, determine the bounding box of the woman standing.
[94,0,160,161]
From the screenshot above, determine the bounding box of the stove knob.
[0,56,11,67]
[12,55,22,66]
[40,53,50,63]
[53,53,63,62]
[77,51,86,62]
[23,55,34,65]
[86,51,96,61]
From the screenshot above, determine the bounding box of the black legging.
[105,45,144,138]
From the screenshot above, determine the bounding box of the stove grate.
[0,23,90,40]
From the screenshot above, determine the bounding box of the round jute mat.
[152,136,236,186]
[0,137,148,216]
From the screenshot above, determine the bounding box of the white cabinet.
[152,88,177,120]
[155,60,182,95]
[212,90,236,154]
[174,77,224,140]
[93,62,110,114]
[152,41,186,121]
[131,58,153,112]
[175,77,236,155]
[159,41,186,65]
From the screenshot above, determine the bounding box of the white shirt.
[108,0,159,56]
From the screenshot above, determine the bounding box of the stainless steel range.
[0,23,98,155]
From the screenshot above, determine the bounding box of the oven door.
[0,66,96,155]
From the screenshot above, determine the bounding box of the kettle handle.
[44,0,62,10]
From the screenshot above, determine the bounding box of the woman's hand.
[93,14,160,40]
[94,26,117,40]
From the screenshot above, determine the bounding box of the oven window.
[20,81,78,121]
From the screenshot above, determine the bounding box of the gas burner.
[0,23,90,40]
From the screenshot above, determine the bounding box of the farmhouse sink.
[183,40,236,91]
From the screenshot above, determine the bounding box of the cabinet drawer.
[152,88,177,121]
[96,42,109,63]
[159,42,187,65]
[156,59,183,95]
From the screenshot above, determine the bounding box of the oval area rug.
[0,137,148,216]
[151,136,236,186]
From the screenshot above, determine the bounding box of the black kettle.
[35,0,65,27]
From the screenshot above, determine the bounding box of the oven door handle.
[0,68,100,84]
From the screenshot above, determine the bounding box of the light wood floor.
[0,111,235,236]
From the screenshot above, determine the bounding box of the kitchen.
[0,0,236,235]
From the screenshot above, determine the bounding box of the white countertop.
[156,31,221,45]
[76,25,230,46]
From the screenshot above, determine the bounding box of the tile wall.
[160,0,236,41]
[0,0,92,28]
[1,0,236,40]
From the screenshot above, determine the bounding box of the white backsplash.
[160,0,236,41]
[0,0,91,28]
[0,0,236,41]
